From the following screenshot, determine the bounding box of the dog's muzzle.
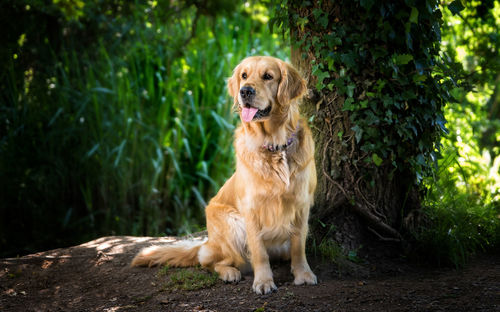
[239,86,256,102]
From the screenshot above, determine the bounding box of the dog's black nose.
[240,86,255,99]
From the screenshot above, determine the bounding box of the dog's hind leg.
[200,202,247,282]
[214,260,242,282]
[198,242,242,282]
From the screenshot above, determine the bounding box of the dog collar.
[262,126,298,152]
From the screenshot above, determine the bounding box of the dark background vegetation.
[0,0,498,267]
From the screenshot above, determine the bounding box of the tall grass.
[0,2,288,256]
[414,83,500,267]
[415,152,500,267]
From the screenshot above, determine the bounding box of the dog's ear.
[227,64,241,106]
[277,61,306,105]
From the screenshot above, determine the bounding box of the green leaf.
[296,16,308,31]
[359,0,374,10]
[327,34,342,49]
[318,15,328,28]
[394,54,413,65]
[449,87,463,100]
[347,84,356,98]
[372,153,383,166]
[409,7,419,24]
[312,64,330,90]
[412,73,427,83]
[327,58,335,71]
[416,154,426,166]
[351,125,363,143]
[343,97,355,111]
[341,53,357,68]
[371,47,388,60]
[448,0,465,15]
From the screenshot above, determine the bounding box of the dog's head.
[228,56,306,123]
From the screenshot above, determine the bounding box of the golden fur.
[132,56,317,294]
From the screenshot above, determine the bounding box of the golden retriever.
[131,56,317,294]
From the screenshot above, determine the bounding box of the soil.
[1,236,499,312]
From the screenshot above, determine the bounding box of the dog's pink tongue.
[241,107,258,122]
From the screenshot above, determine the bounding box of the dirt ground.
[1,236,499,312]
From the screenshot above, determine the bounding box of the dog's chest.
[258,203,296,244]
[252,188,303,240]
[259,148,302,189]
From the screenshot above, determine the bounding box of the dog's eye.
[242,72,247,80]
[263,73,273,80]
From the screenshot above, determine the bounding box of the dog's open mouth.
[241,105,271,122]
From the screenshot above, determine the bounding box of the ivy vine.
[271,0,462,183]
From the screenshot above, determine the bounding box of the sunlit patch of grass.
[157,264,170,276]
[160,267,218,291]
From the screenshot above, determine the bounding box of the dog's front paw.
[252,278,277,295]
[293,269,317,285]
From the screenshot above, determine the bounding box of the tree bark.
[289,2,423,252]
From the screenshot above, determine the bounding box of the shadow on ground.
[1,236,499,311]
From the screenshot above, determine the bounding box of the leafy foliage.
[270,0,499,264]
[272,0,456,182]
[414,0,500,267]
[416,158,499,267]
[0,0,287,256]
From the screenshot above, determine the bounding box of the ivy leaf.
[416,154,426,166]
[327,34,342,48]
[296,16,308,31]
[365,110,379,125]
[372,153,383,166]
[343,97,355,111]
[347,84,356,98]
[312,64,330,90]
[318,15,328,28]
[448,0,465,15]
[315,71,330,89]
[371,47,388,60]
[341,53,357,68]
[312,8,322,19]
[351,125,363,143]
[327,58,335,71]
[393,54,413,65]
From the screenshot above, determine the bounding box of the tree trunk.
[286,1,435,253]
[293,48,419,252]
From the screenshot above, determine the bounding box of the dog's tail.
[131,240,204,267]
